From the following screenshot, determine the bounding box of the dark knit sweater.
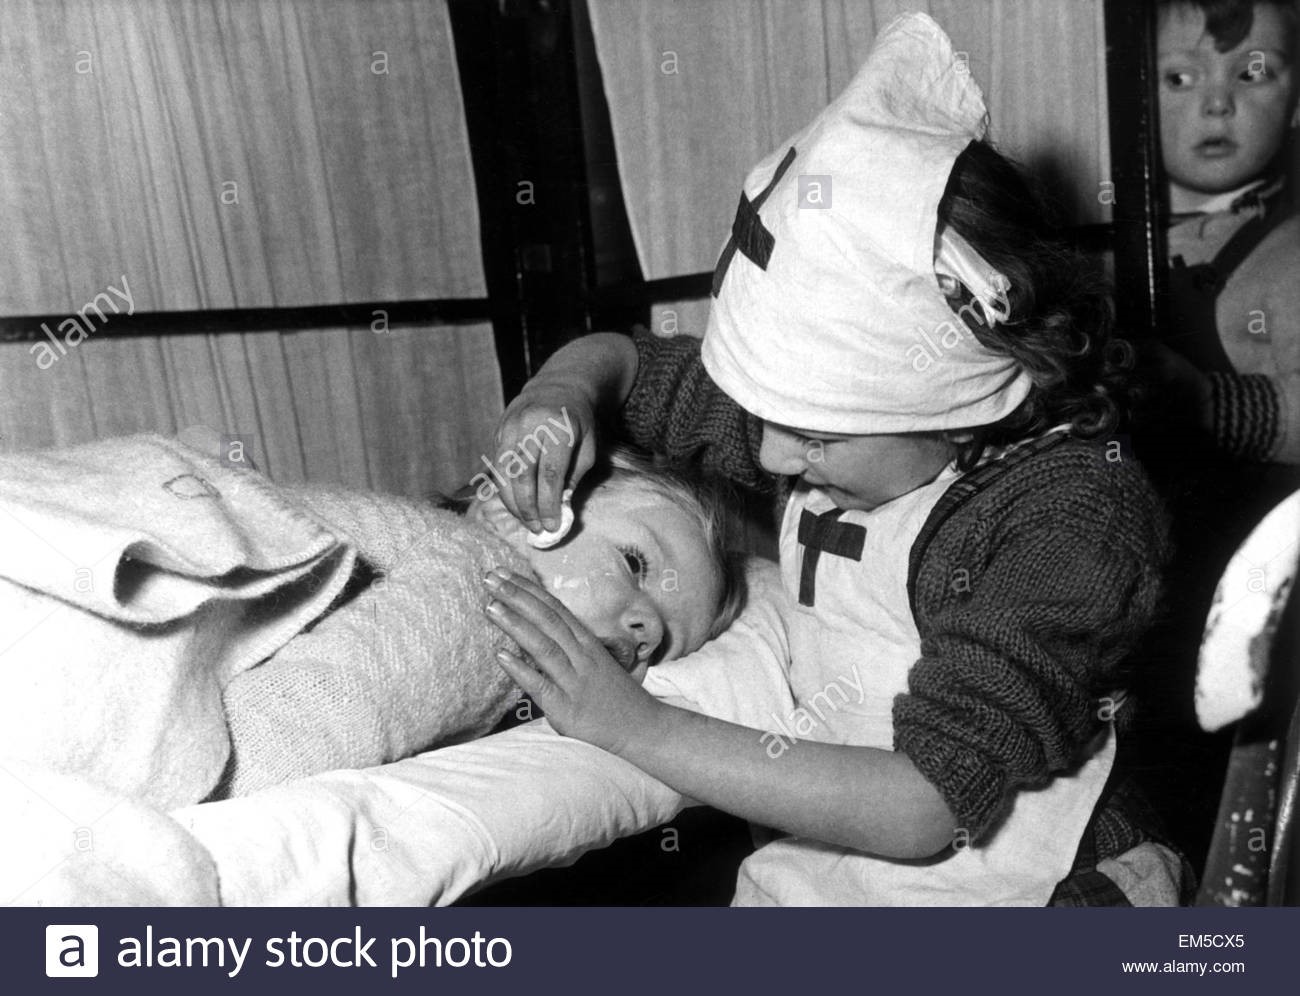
[621,331,1170,846]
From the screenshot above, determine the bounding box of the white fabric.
[0,762,220,906]
[1196,488,1300,732]
[731,462,1115,906]
[776,470,964,750]
[700,13,1033,434]
[0,434,354,812]
[1193,179,1269,216]
[172,720,681,906]
[1097,842,1185,907]
[169,557,794,906]
[641,558,797,728]
[935,225,1012,325]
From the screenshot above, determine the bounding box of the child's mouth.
[1195,137,1237,158]
[601,637,638,671]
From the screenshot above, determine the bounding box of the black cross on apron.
[797,507,866,607]
[712,146,798,296]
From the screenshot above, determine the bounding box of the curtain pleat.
[0,0,501,497]
[588,0,1110,339]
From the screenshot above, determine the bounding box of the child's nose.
[1202,85,1234,117]
[620,601,665,664]
[758,426,810,475]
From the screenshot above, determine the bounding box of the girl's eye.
[794,432,834,449]
[618,544,649,584]
[794,434,837,463]
[1163,69,1195,89]
[1239,65,1273,83]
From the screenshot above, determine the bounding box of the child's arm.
[485,570,957,859]
[619,703,955,859]
[1213,226,1300,464]
[617,331,773,492]
[494,330,773,530]
[1156,217,1300,464]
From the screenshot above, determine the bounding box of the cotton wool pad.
[526,489,574,549]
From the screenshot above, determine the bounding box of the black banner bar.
[6,906,1295,994]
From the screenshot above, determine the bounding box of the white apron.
[732,460,1115,906]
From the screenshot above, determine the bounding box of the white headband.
[935,226,1013,326]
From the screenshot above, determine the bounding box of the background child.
[1144,0,1297,464]
[216,447,740,796]
[1132,0,1299,866]
[484,15,1180,905]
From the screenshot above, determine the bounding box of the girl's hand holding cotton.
[492,332,641,533]
[526,489,575,549]
[493,386,597,534]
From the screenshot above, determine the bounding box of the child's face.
[758,422,955,511]
[478,486,722,676]
[1158,3,1297,202]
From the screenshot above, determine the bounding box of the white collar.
[1189,179,1269,215]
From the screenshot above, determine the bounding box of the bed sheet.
[172,556,795,905]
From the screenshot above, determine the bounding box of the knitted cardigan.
[621,331,1170,849]
[1165,181,1300,464]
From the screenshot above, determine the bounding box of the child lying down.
[214,447,742,797]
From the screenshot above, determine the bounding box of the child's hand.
[492,386,598,534]
[482,569,663,756]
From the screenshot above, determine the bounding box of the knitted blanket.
[0,434,354,811]
[215,486,531,797]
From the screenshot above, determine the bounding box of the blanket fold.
[0,434,355,811]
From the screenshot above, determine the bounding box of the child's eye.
[1162,69,1195,89]
[1238,65,1273,83]
[618,544,649,584]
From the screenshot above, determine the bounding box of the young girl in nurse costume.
[482,14,1182,905]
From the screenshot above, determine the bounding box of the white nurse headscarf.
[700,12,1034,435]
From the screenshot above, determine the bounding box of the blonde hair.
[581,444,746,647]
[436,444,747,651]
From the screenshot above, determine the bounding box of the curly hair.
[582,444,746,644]
[937,140,1134,469]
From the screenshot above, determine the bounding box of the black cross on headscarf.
[797,507,866,607]
[711,146,797,297]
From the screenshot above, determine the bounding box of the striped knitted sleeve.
[617,330,774,493]
[1207,372,1282,462]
